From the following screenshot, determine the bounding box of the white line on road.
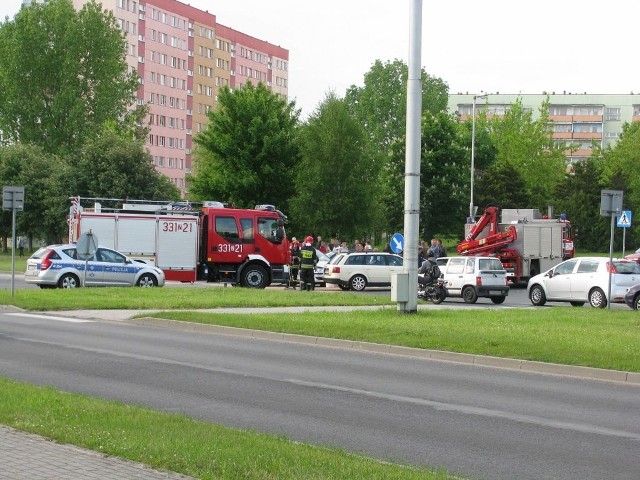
[7,313,94,323]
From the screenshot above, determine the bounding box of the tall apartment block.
[64,0,290,196]
[449,94,640,163]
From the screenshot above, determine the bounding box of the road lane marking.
[7,313,94,323]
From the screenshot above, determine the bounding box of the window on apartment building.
[605,107,621,121]
[553,124,572,133]
[573,106,601,115]
[573,123,602,133]
[130,23,136,35]
[159,95,166,106]
[129,44,136,56]
[633,105,640,116]
[118,0,125,8]
[131,1,136,13]
[158,136,165,147]
[604,132,620,139]
[158,156,164,167]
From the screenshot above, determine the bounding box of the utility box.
[391,273,410,302]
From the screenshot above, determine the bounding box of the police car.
[24,244,165,288]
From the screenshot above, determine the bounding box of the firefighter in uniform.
[299,235,318,291]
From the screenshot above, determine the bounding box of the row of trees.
[2,0,639,253]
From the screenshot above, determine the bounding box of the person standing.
[17,236,25,257]
[299,235,318,291]
[289,237,301,289]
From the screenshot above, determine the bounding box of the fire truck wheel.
[529,284,546,306]
[58,273,80,289]
[462,286,478,304]
[241,265,268,288]
[588,288,607,308]
[137,273,158,287]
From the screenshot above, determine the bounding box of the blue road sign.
[390,233,404,254]
[617,210,632,228]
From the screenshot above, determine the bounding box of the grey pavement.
[0,426,196,480]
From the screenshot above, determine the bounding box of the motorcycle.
[417,274,447,304]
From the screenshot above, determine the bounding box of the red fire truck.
[67,197,290,288]
[457,206,574,284]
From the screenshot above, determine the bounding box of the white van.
[436,256,509,304]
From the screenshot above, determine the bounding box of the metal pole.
[11,206,16,299]
[399,0,422,313]
[607,212,615,310]
[469,94,487,220]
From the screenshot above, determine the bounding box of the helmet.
[305,235,314,244]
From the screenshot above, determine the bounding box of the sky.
[2,1,639,118]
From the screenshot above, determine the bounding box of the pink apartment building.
[72,0,289,196]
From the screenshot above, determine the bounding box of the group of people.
[418,238,447,267]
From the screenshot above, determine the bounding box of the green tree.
[488,98,566,210]
[290,93,374,241]
[0,0,139,154]
[0,144,71,246]
[554,158,612,252]
[70,131,180,200]
[190,83,300,210]
[386,112,470,240]
[474,160,531,211]
[344,60,449,234]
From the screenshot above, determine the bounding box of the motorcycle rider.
[418,257,441,289]
[299,235,319,291]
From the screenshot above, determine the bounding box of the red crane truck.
[457,206,574,284]
[67,197,290,288]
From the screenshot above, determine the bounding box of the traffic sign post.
[390,233,404,254]
[3,186,25,299]
[600,190,624,310]
[616,210,632,257]
[77,230,99,286]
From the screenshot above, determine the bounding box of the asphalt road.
[1,311,638,480]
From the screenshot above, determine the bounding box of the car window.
[465,258,475,274]
[446,258,466,274]
[61,248,78,260]
[479,258,504,271]
[576,259,599,273]
[30,247,52,259]
[329,254,344,265]
[386,255,403,267]
[345,255,365,266]
[95,248,126,263]
[554,259,578,275]
[613,261,640,274]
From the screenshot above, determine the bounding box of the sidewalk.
[0,426,196,480]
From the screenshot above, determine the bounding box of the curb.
[128,317,640,386]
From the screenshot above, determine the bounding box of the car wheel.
[136,273,157,287]
[462,286,478,304]
[349,274,367,291]
[491,296,506,304]
[589,288,607,308]
[529,284,546,306]
[241,265,268,288]
[634,294,640,311]
[58,273,79,289]
[570,302,584,307]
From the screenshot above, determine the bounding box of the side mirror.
[546,270,553,278]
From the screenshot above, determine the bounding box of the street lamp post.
[469,93,488,221]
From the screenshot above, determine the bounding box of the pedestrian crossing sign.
[617,210,632,228]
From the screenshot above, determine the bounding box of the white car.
[323,252,404,291]
[436,256,509,304]
[527,257,640,308]
[25,244,166,288]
